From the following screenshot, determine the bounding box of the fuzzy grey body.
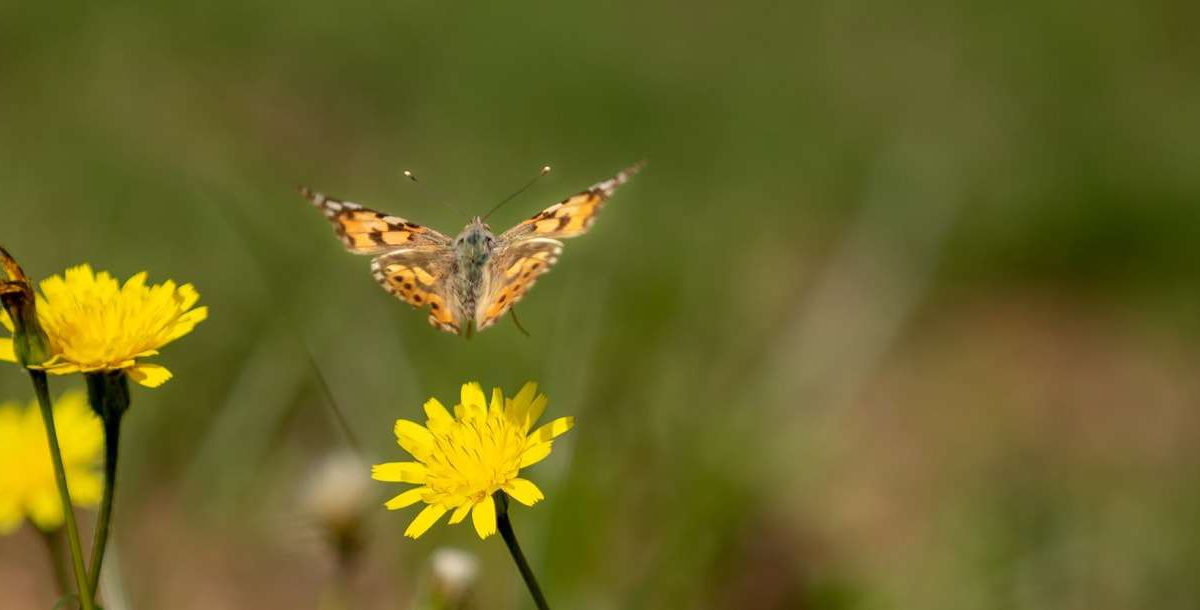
[449,217,496,326]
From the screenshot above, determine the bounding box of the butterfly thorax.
[450,218,495,320]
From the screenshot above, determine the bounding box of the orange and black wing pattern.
[475,239,563,331]
[371,249,461,334]
[500,161,644,241]
[300,187,451,255]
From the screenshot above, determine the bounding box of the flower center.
[423,410,527,503]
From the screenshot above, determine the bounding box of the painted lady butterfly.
[301,162,643,335]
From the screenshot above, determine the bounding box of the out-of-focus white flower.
[303,451,370,533]
[431,547,479,603]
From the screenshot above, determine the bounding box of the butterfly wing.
[299,187,452,254]
[499,161,644,241]
[371,249,463,334]
[475,163,643,331]
[474,238,564,331]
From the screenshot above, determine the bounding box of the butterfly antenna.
[403,168,466,217]
[483,165,552,221]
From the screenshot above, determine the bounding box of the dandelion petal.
[489,387,504,416]
[371,461,427,483]
[460,382,486,406]
[520,442,553,468]
[165,307,209,342]
[460,382,487,417]
[504,478,544,506]
[67,469,103,504]
[515,381,538,407]
[0,338,13,363]
[27,488,64,531]
[506,381,537,423]
[405,504,448,538]
[394,419,434,457]
[386,487,427,510]
[524,394,548,431]
[471,495,497,539]
[448,503,472,524]
[530,416,574,443]
[127,363,173,388]
[424,398,453,426]
[122,272,148,292]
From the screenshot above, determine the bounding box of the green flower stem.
[29,370,96,610]
[317,526,361,610]
[85,371,129,596]
[494,492,550,610]
[37,526,69,595]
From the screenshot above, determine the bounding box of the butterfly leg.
[508,307,531,337]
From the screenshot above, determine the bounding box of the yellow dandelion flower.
[372,381,574,540]
[0,264,207,387]
[0,390,104,534]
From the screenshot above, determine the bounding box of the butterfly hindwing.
[475,238,564,331]
[371,249,462,334]
[300,187,451,255]
[501,161,644,241]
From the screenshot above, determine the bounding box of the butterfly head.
[454,217,496,264]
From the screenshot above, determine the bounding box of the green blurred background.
[3,0,1200,608]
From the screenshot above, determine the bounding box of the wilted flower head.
[0,390,103,533]
[0,247,51,368]
[372,381,574,539]
[0,264,207,387]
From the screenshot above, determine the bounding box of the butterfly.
[300,162,643,336]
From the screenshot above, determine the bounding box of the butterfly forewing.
[299,187,452,254]
[500,161,644,242]
[474,162,643,329]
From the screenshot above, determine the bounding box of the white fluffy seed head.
[430,548,480,600]
[302,451,370,531]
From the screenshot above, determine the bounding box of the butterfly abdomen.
[450,223,496,330]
